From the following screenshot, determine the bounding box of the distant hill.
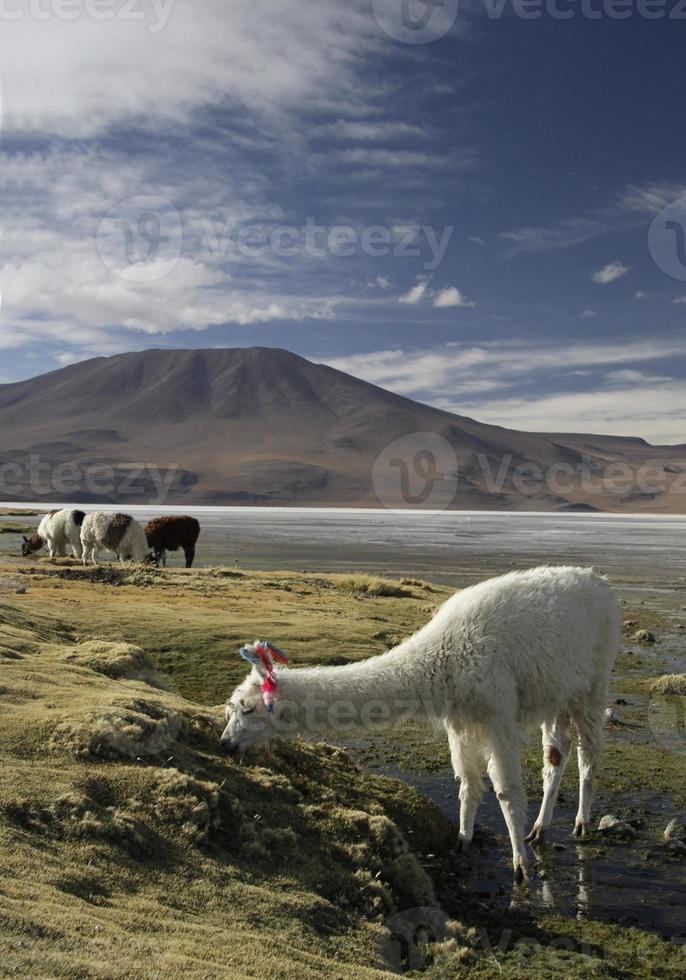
[0,347,683,511]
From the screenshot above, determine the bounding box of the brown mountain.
[0,347,683,511]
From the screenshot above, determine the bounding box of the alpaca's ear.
[22,536,28,543]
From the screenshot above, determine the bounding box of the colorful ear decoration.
[239,640,289,713]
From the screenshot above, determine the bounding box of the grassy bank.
[0,560,684,977]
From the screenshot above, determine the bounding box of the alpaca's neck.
[275,639,444,736]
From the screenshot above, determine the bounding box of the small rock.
[598,815,637,839]
[664,819,686,843]
[666,840,686,858]
[615,697,628,705]
[15,585,26,595]
[605,707,620,724]
[623,619,637,629]
[633,629,656,643]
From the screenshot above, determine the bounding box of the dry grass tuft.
[650,674,686,695]
[4,792,144,847]
[62,640,157,680]
[133,769,221,845]
[335,574,412,598]
[49,699,184,761]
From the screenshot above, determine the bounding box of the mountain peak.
[0,347,683,512]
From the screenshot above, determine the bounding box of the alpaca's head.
[21,533,44,557]
[220,666,281,755]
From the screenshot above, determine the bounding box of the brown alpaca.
[144,516,200,568]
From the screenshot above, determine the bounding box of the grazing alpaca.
[221,566,620,881]
[22,509,85,559]
[80,512,153,565]
[144,515,200,568]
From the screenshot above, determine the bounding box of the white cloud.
[324,336,686,443]
[499,179,686,258]
[581,309,598,319]
[603,369,672,385]
[0,1,374,138]
[0,147,345,351]
[451,384,686,445]
[620,182,686,214]
[635,291,649,300]
[398,279,429,305]
[673,296,686,305]
[339,148,447,169]
[500,218,606,255]
[432,286,474,309]
[592,261,629,285]
[329,121,423,141]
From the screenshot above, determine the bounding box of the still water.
[2,505,685,583]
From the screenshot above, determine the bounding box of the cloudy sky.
[1,1,685,443]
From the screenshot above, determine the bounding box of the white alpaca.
[22,509,85,559]
[222,566,620,881]
[80,512,153,565]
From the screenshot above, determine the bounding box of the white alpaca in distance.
[222,565,620,881]
[80,512,153,565]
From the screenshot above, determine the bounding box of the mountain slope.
[0,347,683,511]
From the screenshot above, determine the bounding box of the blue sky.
[1,1,685,441]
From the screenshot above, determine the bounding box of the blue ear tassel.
[240,646,262,667]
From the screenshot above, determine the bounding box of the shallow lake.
[2,505,686,585]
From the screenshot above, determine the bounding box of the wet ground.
[391,767,686,940]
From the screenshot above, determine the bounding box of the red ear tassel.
[253,642,274,673]
[265,642,288,664]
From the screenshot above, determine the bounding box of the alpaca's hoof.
[525,825,546,846]
[513,861,530,885]
[573,820,590,839]
[455,834,472,854]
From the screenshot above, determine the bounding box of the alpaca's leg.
[446,725,484,849]
[486,734,530,882]
[526,715,571,845]
[572,709,604,838]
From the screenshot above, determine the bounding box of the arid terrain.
[0,515,684,977]
[1,347,684,512]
